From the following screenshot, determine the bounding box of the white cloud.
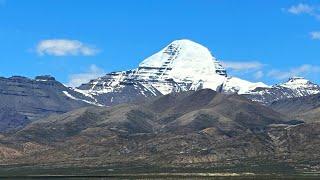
[310,31,320,40]
[287,4,320,40]
[221,61,264,71]
[287,3,320,19]
[267,64,320,80]
[288,3,314,14]
[36,39,99,56]
[221,61,265,80]
[66,64,105,87]
[254,71,264,79]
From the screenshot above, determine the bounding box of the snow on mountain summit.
[137,39,228,91]
[278,77,320,97]
[280,77,318,89]
[244,77,320,105]
[139,39,220,70]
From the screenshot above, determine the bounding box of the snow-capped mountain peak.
[137,39,227,90]
[279,77,317,89]
[244,77,320,105]
[139,39,220,68]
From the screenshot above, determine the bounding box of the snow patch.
[223,77,269,94]
[63,91,104,106]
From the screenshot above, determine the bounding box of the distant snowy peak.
[244,77,320,105]
[279,77,319,89]
[278,77,320,97]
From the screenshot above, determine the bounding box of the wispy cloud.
[267,64,320,80]
[221,61,264,71]
[287,3,320,19]
[221,61,265,80]
[286,4,320,40]
[223,61,320,82]
[310,31,320,40]
[36,39,99,56]
[254,71,264,80]
[66,64,105,87]
[288,3,314,14]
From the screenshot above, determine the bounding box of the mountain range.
[0,40,319,123]
[0,39,319,174]
[2,89,319,175]
[73,40,320,106]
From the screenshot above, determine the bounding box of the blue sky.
[0,0,320,86]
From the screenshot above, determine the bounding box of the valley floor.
[1,162,320,179]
